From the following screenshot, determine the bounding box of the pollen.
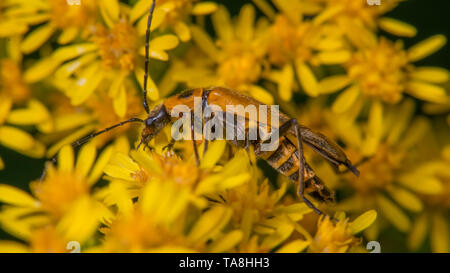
[346,144,403,193]
[0,60,30,103]
[91,20,139,71]
[268,15,314,66]
[218,50,262,89]
[309,215,360,253]
[32,168,89,219]
[345,38,411,103]
[49,0,97,29]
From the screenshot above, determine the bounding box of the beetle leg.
[331,156,371,174]
[202,89,211,156]
[162,138,176,152]
[276,118,324,215]
[298,126,360,177]
[292,119,325,216]
[191,111,200,166]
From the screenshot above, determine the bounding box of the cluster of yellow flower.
[0,0,448,252]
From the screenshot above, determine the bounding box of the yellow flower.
[252,0,351,100]
[171,4,274,104]
[0,144,113,245]
[130,0,218,42]
[326,36,448,114]
[0,59,48,159]
[408,139,450,253]
[99,171,243,253]
[41,89,144,158]
[334,99,443,237]
[308,210,377,253]
[0,225,70,253]
[298,0,415,38]
[0,0,102,53]
[22,6,180,116]
[99,141,251,209]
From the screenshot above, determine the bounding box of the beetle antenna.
[39,117,144,183]
[142,0,156,114]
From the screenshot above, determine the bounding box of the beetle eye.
[145,118,153,126]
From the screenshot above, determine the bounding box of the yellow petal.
[277,65,293,101]
[209,230,243,253]
[58,145,74,173]
[173,21,191,42]
[135,67,159,101]
[191,2,218,15]
[405,81,448,103]
[190,25,220,61]
[113,86,127,117]
[0,184,37,207]
[408,35,447,62]
[75,142,96,178]
[150,34,179,50]
[24,57,60,83]
[315,50,351,65]
[187,206,232,244]
[376,194,411,232]
[57,27,79,44]
[70,63,104,105]
[0,126,35,151]
[47,124,96,158]
[88,146,115,185]
[313,5,343,26]
[251,0,276,20]
[318,75,351,94]
[53,43,97,62]
[331,84,360,113]
[236,4,255,42]
[248,85,274,105]
[0,241,29,253]
[57,197,106,243]
[200,140,226,169]
[387,186,423,212]
[410,67,449,83]
[276,239,310,253]
[398,175,443,195]
[386,99,415,145]
[212,5,233,43]
[0,21,28,37]
[7,99,50,125]
[408,213,428,251]
[261,222,294,249]
[54,52,97,79]
[20,23,55,54]
[349,210,377,235]
[136,7,164,34]
[100,0,119,22]
[295,60,318,97]
[431,213,449,253]
[378,17,417,37]
[130,0,149,23]
[362,100,383,155]
[0,96,12,124]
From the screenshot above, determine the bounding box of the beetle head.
[139,104,170,149]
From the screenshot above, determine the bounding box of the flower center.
[0,60,30,103]
[268,15,315,66]
[346,144,403,193]
[346,38,411,103]
[49,0,97,29]
[33,168,89,219]
[309,216,359,253]
[91,20,139,71]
